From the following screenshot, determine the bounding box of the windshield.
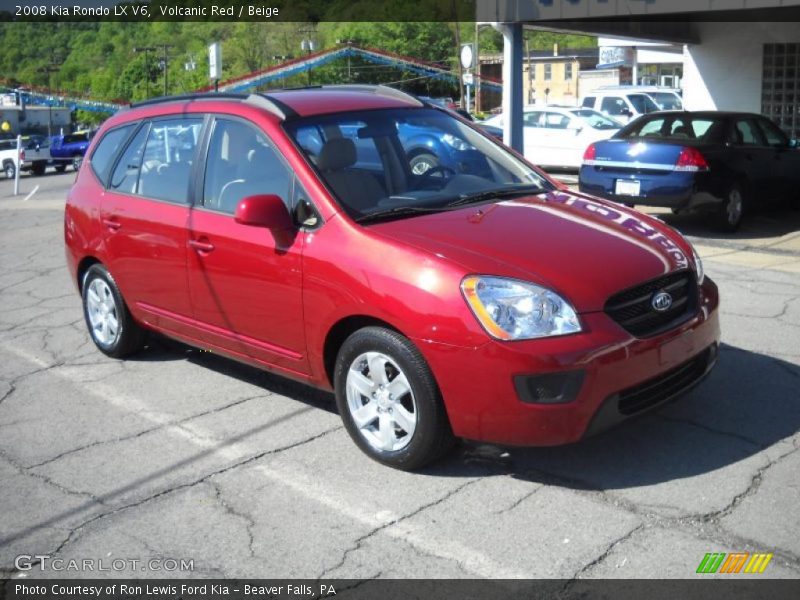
[570,109,621,130]
[285,107,551,222]
[647,92,683,110]
[627,93,660,114]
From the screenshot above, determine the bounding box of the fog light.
[514,370,585,404]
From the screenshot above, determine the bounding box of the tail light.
[582,143,597,164]
[674,147,709,172]
[19,150,25,162]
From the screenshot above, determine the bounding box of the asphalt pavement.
[1,170,799,582]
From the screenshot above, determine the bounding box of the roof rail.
[264,84,423,107]
[129,92,247,108]
[245,94,298,120]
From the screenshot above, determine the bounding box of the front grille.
[617,347,713,415]
[605,270,697,338]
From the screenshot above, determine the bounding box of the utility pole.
[134,46,155,98]
[37,63,60,136]
[452,14,465,109]
[134,44,172,97]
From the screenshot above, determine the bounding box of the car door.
[521,111,544,164]
[728,117,776,199]
[536,111,578,167]
[101,117,203,339]
[186,115,309,375]
[755,116,800,199]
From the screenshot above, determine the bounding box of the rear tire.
[713,183,745,232]
[72,156,83,171]
[55,164,67,173]
[334,327,454,470]
[81,264,145,358]
[4,161,15,179]
[31,162,46,176]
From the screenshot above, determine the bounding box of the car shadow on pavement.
[127,334,337,414]
[642,204,800,242]
[438,343,800,490]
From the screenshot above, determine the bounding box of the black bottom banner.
[3,579,800,600]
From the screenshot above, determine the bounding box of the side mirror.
[234,194,293,231]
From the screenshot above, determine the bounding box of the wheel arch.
[322,315,404,387]
[76,256,102,292]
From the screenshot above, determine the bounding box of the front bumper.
[417,277,720,446]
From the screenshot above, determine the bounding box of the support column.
[495,22,524,153]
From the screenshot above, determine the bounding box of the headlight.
[689,243,705,285]
[461,276,582,340]
[442,133,473,151]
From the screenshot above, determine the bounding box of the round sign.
[1,121,10,132]
[460,44,474,70]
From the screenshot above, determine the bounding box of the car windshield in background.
[285,107,551,222]
[648,92,683,110]
[571,109,621,130]
[618,115,724,143]
[627,93,661,114]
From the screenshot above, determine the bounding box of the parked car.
[0,136,51,178]
[591,85,684,111]
[581,89,662,123]
[0,138,23,179]
[483,106,622,168]
[579,111,800,231]
[65,86,720,470]
[295,111,495,178]
[50,130,96,171]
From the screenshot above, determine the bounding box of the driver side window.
[202,118,290,215]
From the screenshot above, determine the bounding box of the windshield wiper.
[355,185,546,224]
[355,205,449,224]
[443,185,545,208]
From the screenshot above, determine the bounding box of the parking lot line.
[0,341,528,579]
[23,185,39,202]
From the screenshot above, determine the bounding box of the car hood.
[370,190,693,313]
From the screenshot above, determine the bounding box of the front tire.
[409,152,439,176]
[4,161,15,179]
[82,264,145,358]
[334,327,454,470]
[72,156,83,171]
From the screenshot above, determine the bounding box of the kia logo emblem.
[651,291,673,312]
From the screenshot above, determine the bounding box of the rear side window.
[63,133,89,144]
[582,96,595,108]
[732,119,764,145]
[110,125,149,194]
[90,124,135,184]
[523,112,542,127]
[138,118,203,204]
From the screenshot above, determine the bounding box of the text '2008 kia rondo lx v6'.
[65,86,720,470]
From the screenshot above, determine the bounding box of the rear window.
[571,109,620,130]
[90,124,136,184]
[619,115,724,143]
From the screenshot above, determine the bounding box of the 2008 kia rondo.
[65,86,720,470]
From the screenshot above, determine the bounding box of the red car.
[65,86,720,470]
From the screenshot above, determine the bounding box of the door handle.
[102,218,121,231]
[189,239,215,253]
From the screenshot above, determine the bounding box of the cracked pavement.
[1,172,799,581]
